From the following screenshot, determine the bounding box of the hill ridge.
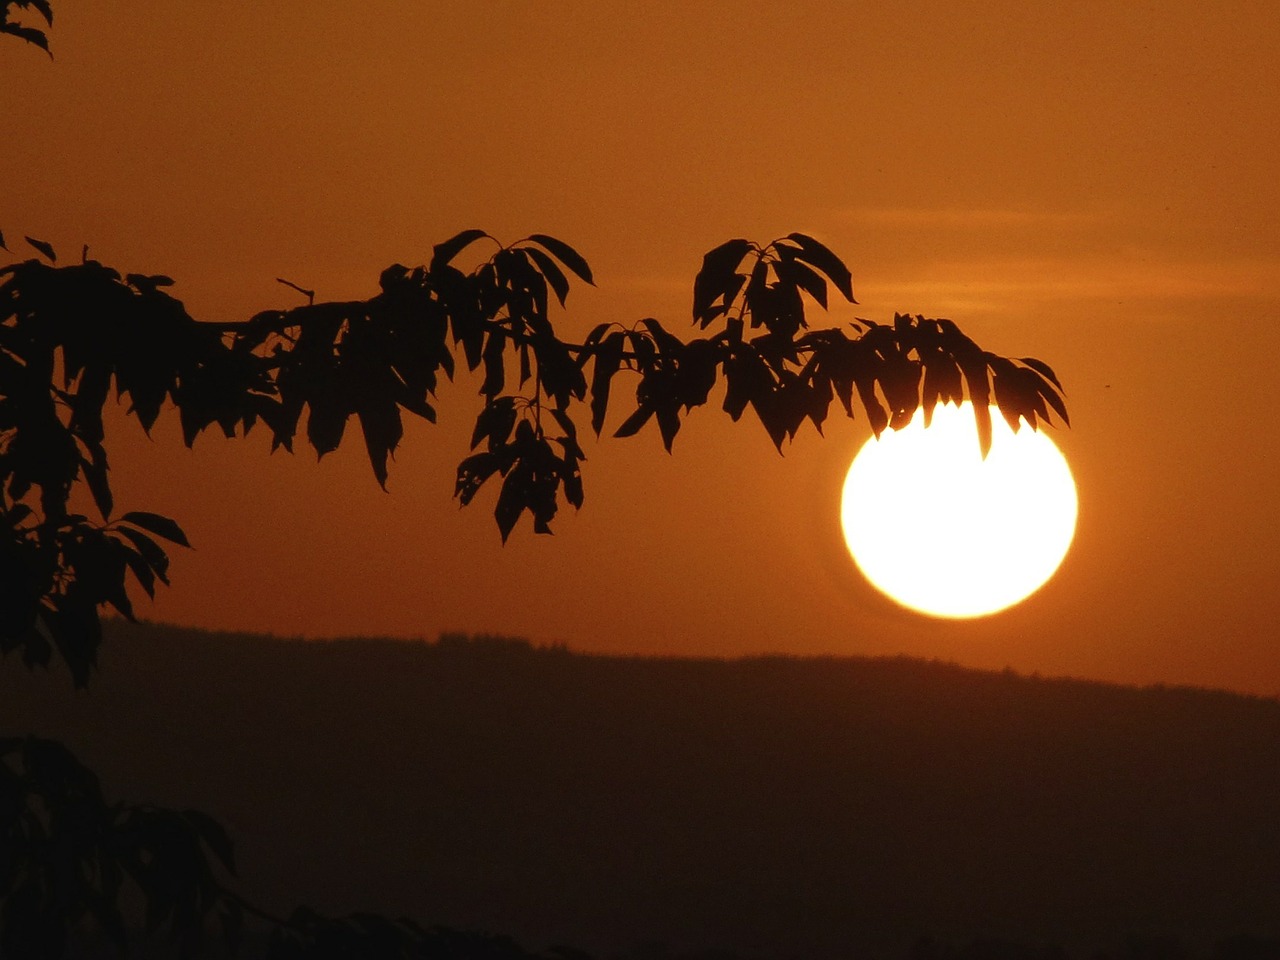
[4,619,1280,959]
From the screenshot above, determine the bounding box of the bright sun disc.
[840,401,1077,618]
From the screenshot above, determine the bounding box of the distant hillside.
[4,620,1280,960]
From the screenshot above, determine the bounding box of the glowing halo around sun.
[840,401,1078,618]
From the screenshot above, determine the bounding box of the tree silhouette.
[0,6,1069,956]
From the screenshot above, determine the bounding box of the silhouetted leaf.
[118,511,190,547]
[528,234,594,285]
[1,21,50,54]
[112,524,171,583]
[471,397,518,451]
[742,257,770,328]
[676,338,720,409]
[481,332,506,397]
[774,257,828,309]
[547,412,578,445]
[455,450,509,506]
[430,229,488,270]
[693,238,752,325]
[126,272,175,291]
[921,355,963,426]
[116,543,157,599]
[24,235,56,262]
[585,331,624,435]
[519,342,532,387]
[524,246,572,306]
[28,0,54,26]
[81,443,112,520]
[4,503,33,527]
[306,392,350,457]
[854,373,888,436]
[356,399,402,490]
[784,232,855,302]
[1032,369,1070,426]
[973,400,993,457]
[0,229,7,251]
[495,463,531,542]
[656,404,681,452]
[1018,355,1063,390]
[613,405,653,438]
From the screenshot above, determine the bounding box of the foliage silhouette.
[0,0,50,55]
[0,4,1072,956]
[0,736,239,957]
[0,232,1067,684]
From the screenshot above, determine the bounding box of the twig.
[275,277,315,305]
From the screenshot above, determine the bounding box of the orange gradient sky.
[5,2,1280,693]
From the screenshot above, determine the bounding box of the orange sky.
[5,2,1280,694]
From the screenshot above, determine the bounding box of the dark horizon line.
[97,616,1280,705]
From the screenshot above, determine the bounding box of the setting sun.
[840,402,1078,618]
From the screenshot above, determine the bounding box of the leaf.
[784,233,854,302]
[676,338,720,409]
[853,373,888,436]
[92,545,135,619]
[549,407,578,440]
[774,257,828,309]
[613,405,653,438]
[693,238,752,324]
[469,397,517,452]
[588,331,625,434]
[1018,356,1064,390]
[921,355,963,424]
[523,246,572,307]
[1,22,50,54]
[454,451,503,506]
[0,229,7,251]
[656,404,681,452]
[127,272,176,291]
[117,543,158,598]
[742,256,770,326]
[519,342,532,387]
[119,511,191,547]
[305,389,350,457]
[430,229,488,270]
[111,525,171,583]
[24,235,56,262]
[973,402,993,458]
[29,0,54,26]
[528,234,594,285]
[5,503,33,527]
[495,463,532,542]
[481,332,506,398]
[81,443,113,520]
[356,398,403,490]
[1033,371,1070,426]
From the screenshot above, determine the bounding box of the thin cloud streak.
[861,254,1280,320]
[838,206,1108,230]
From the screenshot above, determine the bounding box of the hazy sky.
[5,1,1280,693]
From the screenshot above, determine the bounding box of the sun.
[840,401,1077,618]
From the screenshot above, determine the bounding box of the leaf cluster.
[0,0,52,55]
[0,736,238,958]
[1,230,1067,683]
[584,233,1066,457]
[2,732,591,959]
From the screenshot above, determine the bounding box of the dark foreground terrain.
[4,621,1280,960]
